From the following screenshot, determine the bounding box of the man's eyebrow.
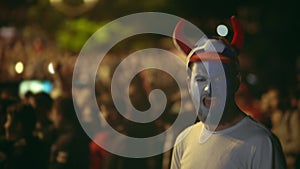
[196,72,224,79]
[213,73,226,78]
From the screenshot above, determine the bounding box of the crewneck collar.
[199,115,248,144]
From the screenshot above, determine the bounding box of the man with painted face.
[170,16,286,169]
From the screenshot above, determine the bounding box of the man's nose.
[204,83,212,94]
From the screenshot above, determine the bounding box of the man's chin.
[197,115,207,122]
[197,107,209,122]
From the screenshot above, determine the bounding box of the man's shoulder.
[174,122,203,146]
[243,116,273,135]
[234,116,278,145]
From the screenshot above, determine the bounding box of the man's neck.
[205,103,246,131]
[214,113,245,131]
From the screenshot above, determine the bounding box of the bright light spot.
[49,0,60,3]
[48,62,55,74]
[0,27,16,39]
[204,85,209,92]
[216,24,228,36]
[19,80,53,98]
[246,73,258,85]
[15,61,24,74]
[84,0,98,2]
[50,0,97,3]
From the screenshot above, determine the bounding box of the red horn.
[173,20,193,56]
[230,16,244,51]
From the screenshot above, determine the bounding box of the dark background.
[0,0,299,96]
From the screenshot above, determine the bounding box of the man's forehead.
[192,61,225,76]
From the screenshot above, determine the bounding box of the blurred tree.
[56,18,103,52]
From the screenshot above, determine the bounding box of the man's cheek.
[190,83,201,107]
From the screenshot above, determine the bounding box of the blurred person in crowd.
[0,103,49,169]
[160,102,180,169]
[31,92,56,146]
[260,87,281,129]
[22,91,34,105]
[0,98,18,137]
[295,94,300,169]
[90,104,131,169]
[0,89,16,100]
[235,82,261,121]
[49,97,90,169]
[89,134,109,169]
[89,95,124,169]
[96,78,163,169]
[235,82,273,129]
[271,89,300,169]
[170,16,286,169]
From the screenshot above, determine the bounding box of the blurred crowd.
[236,84,300,169]
[0,78,300,169]
[0,82,179,169]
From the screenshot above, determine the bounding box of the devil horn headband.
[173,16,244,56]
[230,16,244,51]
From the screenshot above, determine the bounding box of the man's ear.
[234,73,241,92]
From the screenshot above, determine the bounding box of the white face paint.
[188,61,227,123]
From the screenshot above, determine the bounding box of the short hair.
[54,97,77,123]
[33,91,53,112]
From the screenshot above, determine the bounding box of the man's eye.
[196,78,206,82]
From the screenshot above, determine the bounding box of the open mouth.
[202,97,217,107]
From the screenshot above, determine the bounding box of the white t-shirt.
[171,116,286,169]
